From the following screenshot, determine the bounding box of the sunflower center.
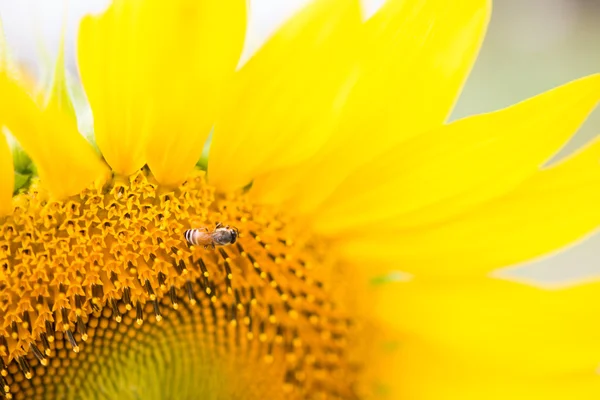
[0,169,357,399]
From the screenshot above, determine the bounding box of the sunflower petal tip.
[37,7,79,124]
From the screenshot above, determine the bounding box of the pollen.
[0,170,358,399]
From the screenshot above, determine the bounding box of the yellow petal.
[208,0,362,191]
[377,278,600,377]
[78,0,148,176]
[392,340,600,400]
[143,1,246,185]
[0,74,108,198]
[79,0,246,182]
[250,0,490,212]
[0,22,14,215]
[315,74,600,236]
[337,136,600,276]
[0,131,13,215]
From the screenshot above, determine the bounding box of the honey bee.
[184,222,239,249]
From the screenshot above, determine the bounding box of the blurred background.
[0,0,598,286]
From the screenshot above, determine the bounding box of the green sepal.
[195,132,213,171]
[13,171,30,193]
[12,145,33,173]
[11,145,37,194]
[196,157,208,171]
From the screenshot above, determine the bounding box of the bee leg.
[215,222,223,229]
[203,227,209,232]
[211,243,216,250]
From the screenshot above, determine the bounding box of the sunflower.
[1,0,600,399]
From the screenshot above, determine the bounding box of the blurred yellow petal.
[393,340,600,400]
[250,0,490,211]
[0,131,13,215]
[315,74,600,235]
[346,0,490,151]
[208,0,362,191]
[0,21,13,216]
[79,0,246,182]
[0,75,107,198]
[377,278,600,377]
[337,136,600,276]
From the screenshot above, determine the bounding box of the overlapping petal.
[250,0,491,212]
[0,74,107,199]
[376,278,600,376]
[78,0,246,184]
[314,74,600,236]
[208,0,362,191]
[336,136,600,276]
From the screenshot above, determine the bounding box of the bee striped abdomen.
[184,229,199,245]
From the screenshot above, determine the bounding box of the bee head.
[230,227,239,244]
